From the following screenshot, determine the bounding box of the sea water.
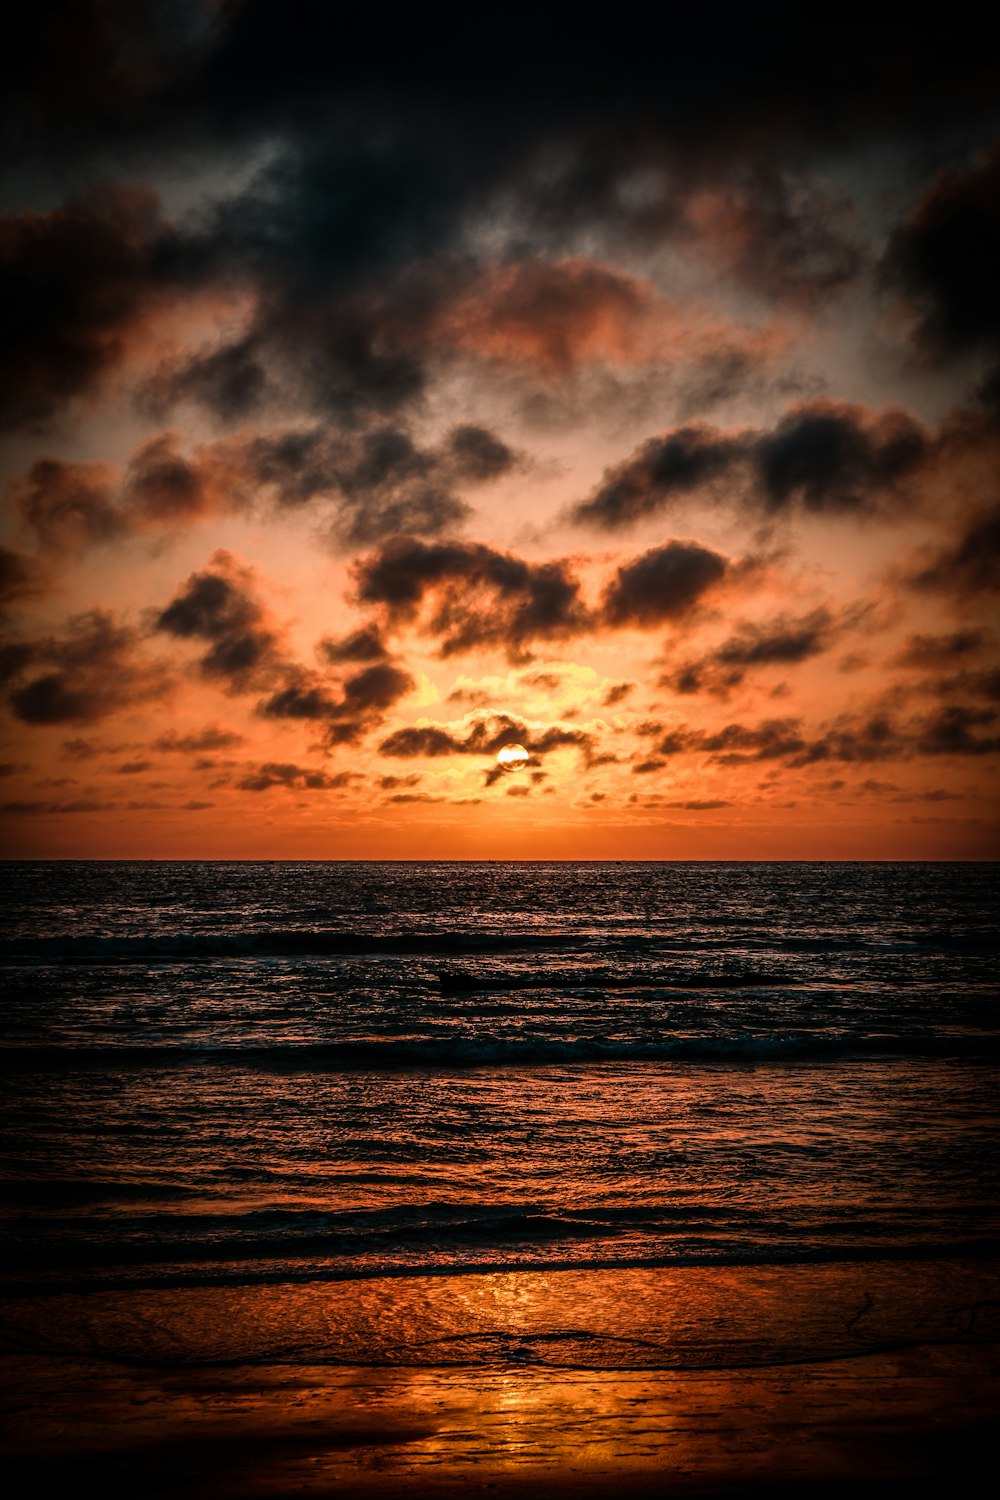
[1,861,997,1365]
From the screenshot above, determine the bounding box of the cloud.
[378,711,597,765]
[602,541,728,627]
[882,148,1000,367]
[893,630,989,668]
[663,607,845,696]
[5,609,170,725]
[908,501,1000,596]
[573,401,933,529]
[154,549,282,689]
[235,762,355,792]
[680,166,864,305]
[13,457,122,552]
[647,700,1000,766]
[153,725,245,752]
[354,536,591,660]
[573,426,748,530]
[0,184,186,430]
[319,624,389,663]
[0,544,47,607]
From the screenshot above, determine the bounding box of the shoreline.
[3,1260,998,1495]
[3,1342,997,1498]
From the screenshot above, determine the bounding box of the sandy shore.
[3,1261,998,1496]
[2,1342,998,1498]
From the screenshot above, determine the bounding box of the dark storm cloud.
[602,541,728,628]
[909,502,1000,596]
[8,4,993,167]
[882,148,1000,365]
[5,609,170,724]
[354,537,591,660]
[3,3,996,442]
[0,184,188,430]
[754,405,928,515]
[574,402,933,530]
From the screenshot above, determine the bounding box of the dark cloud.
[319,625,389,664]
[882,148,1000,366]
[0,184,186,430]
[916,704,1000,756]
[154,550,281,689]
[354,536,591,660]
[574,401,933,530]
[909,502,1000,596]
[5,609,169,725]
[663,608,839,696]
[667,798,731,809]
[574,427,748,530]
[647,700,1000,767]
[236,761,355,792]
[154,725,245,752]
[1,798,117,814]
[378,711,596,764]
[893,629,988,668]
[123,431,227,522]
[13,457,122,551]
[217,420,516,545]
[0,544,47,607]
[602,541,728,628]
[682,164,864,305]
[378,725,464,758]
[3,3,995,444]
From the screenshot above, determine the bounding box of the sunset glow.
[1,8,997,861]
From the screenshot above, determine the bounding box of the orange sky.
[1,11,998,858]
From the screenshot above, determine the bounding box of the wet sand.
[3,1262,998,1497]
[2,1343,998,1498]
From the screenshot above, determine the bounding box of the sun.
[496,743,530,768]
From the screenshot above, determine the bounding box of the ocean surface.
[1,861,998,1367]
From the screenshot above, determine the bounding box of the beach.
[2,861,997,1495]
[4,1259,1000,1495]
[4,1268,998,1497]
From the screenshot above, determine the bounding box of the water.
[1,861,998,1366]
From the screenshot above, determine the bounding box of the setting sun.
[496,744,531,768]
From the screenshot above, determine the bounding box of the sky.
[1,2,998,859]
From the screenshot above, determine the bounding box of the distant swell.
[1,1031,995,1072]
[2,926,991,964]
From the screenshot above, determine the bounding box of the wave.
[3,925,990,965]
[4,1239,999,1305]
[2,1029,996,1071]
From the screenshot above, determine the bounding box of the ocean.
[1,860,998,1370]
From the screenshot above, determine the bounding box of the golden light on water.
[496,744,530,768]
